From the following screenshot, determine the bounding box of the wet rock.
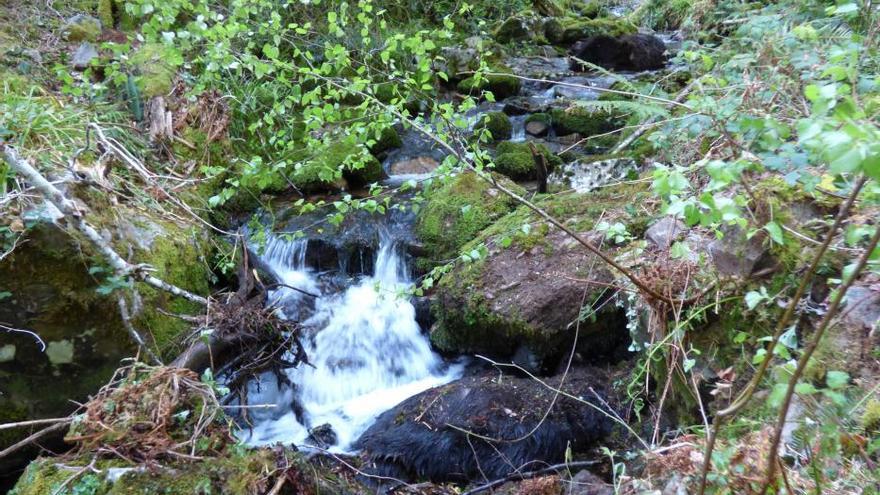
[71,42,98,71]
[457,72,522,100]
[388,156,440,176]
[549,158,636,193]
[526,120,550,137]
[570,34,667,72]
[61,14,102,42]
[438,46,479,80]
[503,96,551,116]
[431,225,630,370]
[707,225,774,277]
[645,217,687,249]
[307,423,338,449]
[355,366,618,482]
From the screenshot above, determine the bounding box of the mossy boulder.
[457,71,522,100]
[415,171,524,264]
[493,141,562,180]
[549,106,624,144]
[494,16,530,43]
[547,17,637,45]
[129,43,180,98]
[475,111,512,141]
[430,186,654,370]
[0,204,212,476]
[288,140,385,192]
[61,14,102,42]
[368,125,403,156]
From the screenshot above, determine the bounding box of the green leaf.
[764,221,784,245]
[825,370,850,389]
[795,382,818,395]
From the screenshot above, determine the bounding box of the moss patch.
[457,70,522,100]
[129,43,180,98]
[493,141,562,180]
[415,171,524,264]
[550,105,624,145]
[547,17,637,45]
[475,111,512,141]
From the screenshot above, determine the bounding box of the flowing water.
[238,233,463,451]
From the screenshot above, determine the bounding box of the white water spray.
[239,234,462,451]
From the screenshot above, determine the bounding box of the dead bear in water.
[569,33,667,72]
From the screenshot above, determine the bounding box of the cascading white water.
[239,234,463,451]
[510,115,527,142]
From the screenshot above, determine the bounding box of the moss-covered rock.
[61,14,102,42]
[457,71,522,100]
[415,171,524,264]
[368,125,403,155]
[429,182,658,370]
[129,43,180,98]
[475,111,512,141]
[494,16,530,43]
[550,106,624,145]
[547,17,637,45]
[493,141,562,180]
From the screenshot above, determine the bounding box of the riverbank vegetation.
[1,0,879,493]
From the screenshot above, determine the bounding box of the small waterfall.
[510,114,527,142]
[240,233,462,451]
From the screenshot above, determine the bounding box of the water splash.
[239,233,462,451]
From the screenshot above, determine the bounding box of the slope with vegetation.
[0,0,879,493]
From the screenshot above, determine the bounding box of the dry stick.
[2,144,208,306]
[0,417,72,431]
[118,294,164,365]
[0,421,70,460]
[695,175,867,495]
[758,223,880,494]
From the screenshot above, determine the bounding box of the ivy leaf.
[764,221,784,245]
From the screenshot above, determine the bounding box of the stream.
[236,43,677,454]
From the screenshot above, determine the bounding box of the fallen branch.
[0,417,72,431]
[118,294,164,365]
[2,144,208,306]
[0,421,70,461]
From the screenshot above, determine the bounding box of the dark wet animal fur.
[569,34,667,72]
[354,366,618,483]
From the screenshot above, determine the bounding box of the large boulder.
[569,34,667,72]
[0,203,212,481]
[355,366,620,483]
[430,224,629,372]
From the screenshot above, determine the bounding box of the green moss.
[862,399,880,433]
[97,0,114,28]
[63,15,102,42]
[415,171,524,264]
[493,141,562,180]
[368,125,402,155]
[129,43,180,98]
[494,17,529,43]
[475,111,512,141]
[525,112,551,125]
[457,70,522,100]
[133,224,212,358]
[547,17,637,45]
[550,106,624,144]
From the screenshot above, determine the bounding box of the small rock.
[645,217,687,249]
[512,344,542,375]
[708,225,774,277]
[568,469,613,495]
[71,42,99,71]
[843,285,880,332]
[662,474,690,495]
[525,120,549,137]
[388,156,439,176]
[503,96,549,115]
[307,423,338,449]
[22,48,42,64]
[61,14,102,42]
